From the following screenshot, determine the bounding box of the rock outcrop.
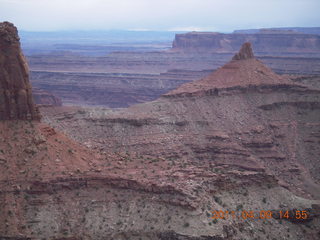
[0,21,40,120]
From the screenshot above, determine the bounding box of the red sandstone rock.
[0,21,40,120]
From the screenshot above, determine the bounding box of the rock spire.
[0,21,40,120]
[232,42,255,60]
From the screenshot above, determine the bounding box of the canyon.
[24,29,320,108]
[1,21,320,240]
[40,43,320,239]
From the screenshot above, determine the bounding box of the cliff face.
[172,31,320,53]
[0,22,40,120]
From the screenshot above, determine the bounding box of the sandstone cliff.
[0,22,40,120]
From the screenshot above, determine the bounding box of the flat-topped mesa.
[0,21,40,120]
[171,31,320,53]
[232,42,255,60]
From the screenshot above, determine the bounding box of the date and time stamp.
[210,209,310,221]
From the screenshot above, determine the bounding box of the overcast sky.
[0,0,319,32]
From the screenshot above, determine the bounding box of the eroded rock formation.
[0,21,40,120]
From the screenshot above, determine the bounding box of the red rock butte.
[165,42,299,96]
[0,21,40,120]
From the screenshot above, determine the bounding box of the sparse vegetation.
[183,222,190,227]
[236,204,243,211]
[116,221,122,226]
[214,196,223,205]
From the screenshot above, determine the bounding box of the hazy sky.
[1,0,319,32]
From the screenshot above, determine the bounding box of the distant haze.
[1,0,319,32]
